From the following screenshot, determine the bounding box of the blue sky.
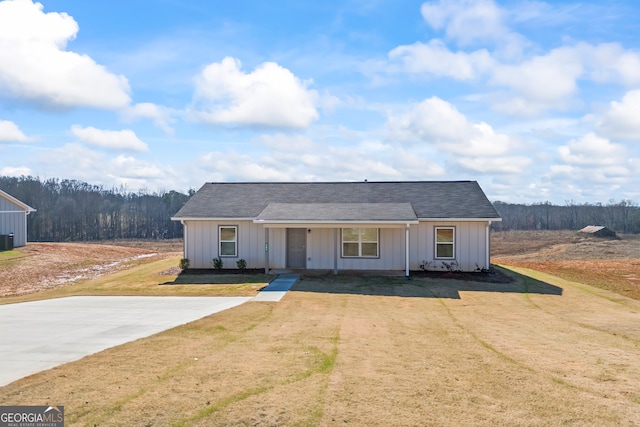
[0,0,639,204]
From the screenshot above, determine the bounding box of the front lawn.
[2,266,640,426]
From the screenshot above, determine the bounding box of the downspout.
[405,223,410,279]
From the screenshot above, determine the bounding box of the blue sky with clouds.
[0,0,639,203]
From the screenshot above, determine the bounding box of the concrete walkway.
[250,274,299,302]
[0,296,249,387]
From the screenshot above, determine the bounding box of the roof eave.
[0,189,36,213]
[417,217,502,222]
[254,219,419,224]
[171,217,256,221]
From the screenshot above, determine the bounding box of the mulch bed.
[179,268,266,275]
[178,267,514,283]
[410,267,514,283]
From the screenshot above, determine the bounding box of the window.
[219,226,237,257]
[435,227,455,259]
[342,228,378,258]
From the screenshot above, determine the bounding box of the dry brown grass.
[0,242,176,297]
[1,236,640,425]
[493,230,640,300]
[0,255,274,306]
[2,270,640,426]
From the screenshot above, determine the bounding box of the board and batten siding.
[409,221,488,271]
[183,220,266,269]
[182,220,490,272]
[0,196,28,247]
[306,227,405,270]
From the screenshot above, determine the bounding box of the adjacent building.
[0,189,36,247]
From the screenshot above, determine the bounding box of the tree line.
[0,176,191,241]
[492,200,640,233]
[2,175,639,241]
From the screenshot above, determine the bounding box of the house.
[0,189,36,248]
[578,225,617,239]
[171,181,501,276]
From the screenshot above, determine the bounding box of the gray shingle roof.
[255,203,418,222]
[172,181,501,220]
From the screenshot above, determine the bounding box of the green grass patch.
[0,250,28,266]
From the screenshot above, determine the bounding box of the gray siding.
[183,220,267,269]
[307,228,405,270]
[182,220,490,272]
[0,197,28,247]
[409,221,488,271]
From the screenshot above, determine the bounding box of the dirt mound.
[492,230,640,300]
[0,242,180,297]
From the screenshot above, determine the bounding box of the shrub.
[212,257,224,271]
[179,258,190,270]
[236,259,247,272]
[441,261,461,272]
[419,260,433,271]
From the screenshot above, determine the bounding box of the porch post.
[181,220,187,260]
[333,228,338,275]
[485,221,491,270]
[264,227,269,274]
[405,224,410,278]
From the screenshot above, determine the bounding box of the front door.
[286,228,307,268]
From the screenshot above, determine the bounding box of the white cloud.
[258,134,316,152]
[384,1,640,118]
[420,0,527,56]
[387,96,471,142]
[596,90,640,140]
[0,166,31,176]
[197,151,292,182]
[387,96,530,174]
[0,0,130,109]
[32,143,178,190]
[191,57,319,128]
[0,119,30,142]
[389,40,492,80]
[388,97,518,154]
[121,103,175,135]
[491,47,582,104]
[193,133,445,184]
[110,155,164,180]
[422,0,503,43]
[456,156,531,174]
[558,133,629,168]
[579,43,640,87]
[70,125,148,152]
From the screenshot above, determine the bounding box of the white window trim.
[341,228,379,258]
[434,226,455,259]
[219,225,238,257]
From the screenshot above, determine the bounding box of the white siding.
[410,221,488,272]
[269,228,286,269]
[182,220,490,272]
[307,228,334,269]
[309,227,405,271]
[184,220,266,269]
[0,196,28,247]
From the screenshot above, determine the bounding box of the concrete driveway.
[0,296,250,386]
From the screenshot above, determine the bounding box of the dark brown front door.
[286,228,306,268]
